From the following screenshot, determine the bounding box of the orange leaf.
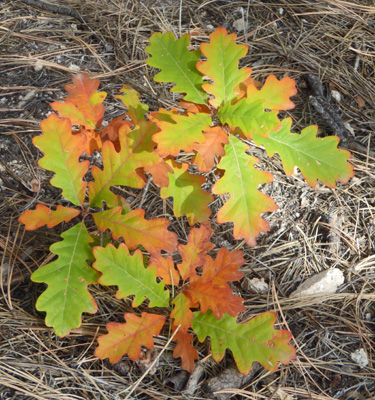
[178,100,211,115]
[148,255,180,286]
[192,126,229,173]
[173,331,198,372]
[144,158,173,188]
[95,312,166,363]
[51,72,106,129]
[246,75,297,111]
[185,280,245,320]
[19,204,80,230]
[177,222,215,281]
[93,207,178,256]
[73,127,102,155]
[201,248,245,286]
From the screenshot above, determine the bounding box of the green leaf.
[34,114,89,206]
[212,135,277,247]
[146,31,207,105]
[197,26,252,108]
[31,223,98,336]
[93,243,169,307]
[160,159,213,225]
[218,99,280,139]
[253,118,354,187]
[192,311,296,375]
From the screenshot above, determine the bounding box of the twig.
[304,74,375,157]
[17,0,85,23]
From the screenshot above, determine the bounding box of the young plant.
[18,27,353,374]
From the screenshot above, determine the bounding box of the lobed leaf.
[160,160,213,225]
[173,331,198,373]
[253,118,354,187]
[170,293,196,334]
[185,249,245,320]
[192,126,229,173]
[18,204,80,230]
[246,75,297,110]
[95,312,166,363]
[51,72,106,129]
[218,98,280,139]
[177,222,215,281]
[34,114,89,206]
[89,121,161,207]
[146,32,207,104]
[93,207,178,256]
[93,243,169,307]
[197,27,252,108]
[212,135,277,246]
[154,112,212,157]
[192,311,296,374]
[148,255,180,286]
[31,223,98,336]
[115,85,149,123]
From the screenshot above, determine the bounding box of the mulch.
[1,0,375,399]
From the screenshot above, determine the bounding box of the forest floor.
[1,0,375,399]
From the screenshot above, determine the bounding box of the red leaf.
[170,293,196,333]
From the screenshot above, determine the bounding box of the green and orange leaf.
[93,207,178,256]
[197,27,252,108]
[116,85,149,123]
[153,112,211,157]
[192,311,296,375]
[170,293,196,333]
[93,243,169,307]
[95,312,166,363]
[34,114,89,206]
[253,118,354,187]
[218,98,280,139]
[51,72,106,129]
[146,32,207,104]
[89,121,160,207]
[19,204,80,230]
[246,75,297,110]
[31,223,98,337]
[212,135,277,246]
[160,160,213,226]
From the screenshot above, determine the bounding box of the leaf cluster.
[19,27,353,374]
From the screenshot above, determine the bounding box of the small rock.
[289,268,344,298]
[331,90,341,102]
[233,18,245,32]
[351,348,368,369]
[247,277,268,294]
